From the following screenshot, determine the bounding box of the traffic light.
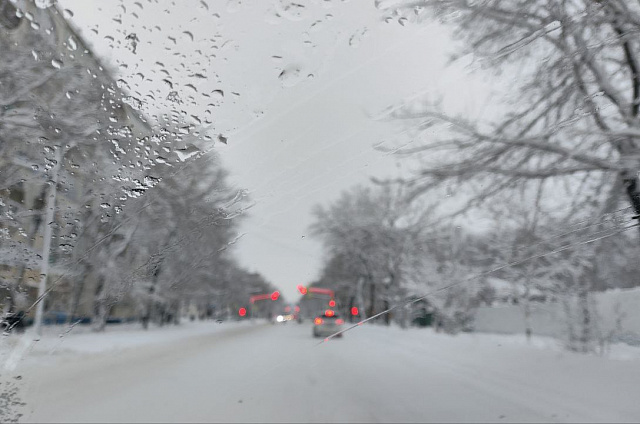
[296,285,307,295]
[271,291,280,301]
[328,299,336,307]
[238,307,247,317]
[351,306,359,316]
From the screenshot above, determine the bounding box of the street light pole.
[34,146,62,336]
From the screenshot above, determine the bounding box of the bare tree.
[311,184,429,323]
[377,0,640,228]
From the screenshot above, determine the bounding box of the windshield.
[2,0,640,423]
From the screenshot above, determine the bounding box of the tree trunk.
[562,295,577,351]
[65,275,85,325]
[383,299,391,325]
[92,276,109,332]
[355,278,366,321]
[577,286,592,353]
[367,282,376,320]
[623,175,640,218]
[522,278,533,343]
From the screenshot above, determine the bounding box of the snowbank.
[0,319,259,371]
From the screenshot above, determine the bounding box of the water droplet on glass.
[125,33,139,54]
[166,91,181,103]
[175,145,201,162]
[278,65,303,87]
[67,36,77,51]
[51,58,63,69]
[211,89,224,100]
[35,0,56,8]
[62,8,74,18]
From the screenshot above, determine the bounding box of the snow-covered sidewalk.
[0,319,259,371]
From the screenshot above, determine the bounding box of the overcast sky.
[59,0,490,301]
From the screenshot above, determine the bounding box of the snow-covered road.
[8,322,640,422]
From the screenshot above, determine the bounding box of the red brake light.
[351,306,359,316]
[238,307,247,317]
[329,299,336,307]
[271,291,280,301]
[325,309,334,317]
[336,319,344,325]
[294,306,300,312]
[314,317,323,325]
[297,285,308,295]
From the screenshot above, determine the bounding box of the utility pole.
[34,146,62,336]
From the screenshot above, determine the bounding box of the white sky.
[58,0,490,301]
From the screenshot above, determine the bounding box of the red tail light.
[351,306,359,316]
[238,307,247,317]
[325,309,334,317]
[336,319,344,325]
[314,317,323,325]
[329,299,336,307]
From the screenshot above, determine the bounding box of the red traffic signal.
[328,299,336,307]
[238,307,247,317]
[297,285,308,295]
[351,306,359,316]
[271,291,280,301]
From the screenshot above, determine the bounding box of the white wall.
[473,288,640,344]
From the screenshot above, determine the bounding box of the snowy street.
[6,322,640,423]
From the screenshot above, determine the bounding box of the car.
[312,310,344,339]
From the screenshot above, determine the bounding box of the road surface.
[9,322,640,422]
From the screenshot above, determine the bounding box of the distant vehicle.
[312,310,344,338]
[274,313,294,323]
